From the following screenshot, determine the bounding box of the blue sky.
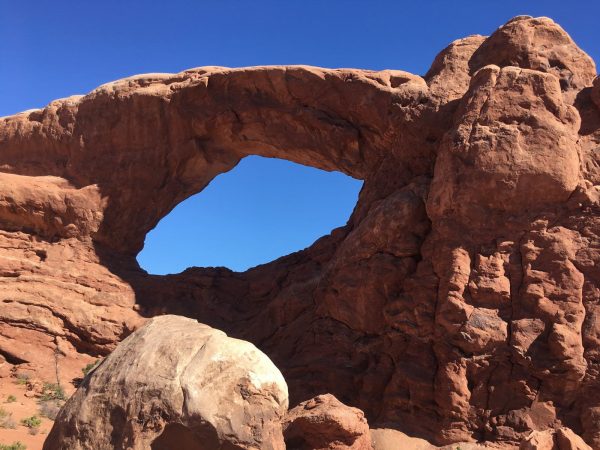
[1,1,598,273]
[139,156,362,273]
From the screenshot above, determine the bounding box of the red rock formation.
[284,394,372,450]
[0,15,599,449]
[521,427,593,450]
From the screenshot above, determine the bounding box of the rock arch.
[0,66,430,254]
[1,16,600,448]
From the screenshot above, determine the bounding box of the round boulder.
[43,315,289,450]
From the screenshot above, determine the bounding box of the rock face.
[283,394,372,450]
[0,14,599,449]
[43,315,289,450]
[370,428,500,450]
[520,427,593,450]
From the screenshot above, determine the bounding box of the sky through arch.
[137,156,363,273]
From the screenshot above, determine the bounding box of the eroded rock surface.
[371,428,505,450]
[43,315,288,450]
[284,394,372,450]
[0,14,599,449]
[520,427,593,450]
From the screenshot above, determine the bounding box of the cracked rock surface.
[0,15,599,448]
[43,315,289,450]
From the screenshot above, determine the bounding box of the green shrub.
[82,359,101,377]
[20,415,41,428]
[14,374,29,385]
[0,442,27,450]
[40,383,66,402]
[5,395,16,403]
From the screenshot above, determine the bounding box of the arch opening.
[137,155,363,274]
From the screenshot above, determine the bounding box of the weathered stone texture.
[44,315,288,450]
[0,15,598,449]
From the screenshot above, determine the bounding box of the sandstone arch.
[0,65,431,255]
[1,16,600,448]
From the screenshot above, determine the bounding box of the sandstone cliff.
[1,15,599,448]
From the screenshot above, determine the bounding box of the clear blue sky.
[1,1,598,273]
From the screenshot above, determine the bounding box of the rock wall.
[1,15,599,448]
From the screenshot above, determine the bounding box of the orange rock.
[0,14,597,450]
[284,394,372,450]
[521,427,593,450]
